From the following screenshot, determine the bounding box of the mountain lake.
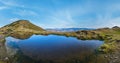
[0,35,104,63]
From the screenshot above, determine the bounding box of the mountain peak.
[112,26,120,29]
[1,20,45,32]
[15,20,30,23]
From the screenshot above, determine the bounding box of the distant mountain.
[0,20,45,32]
[46,28,95,32]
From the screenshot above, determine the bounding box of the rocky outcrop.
[75,30,103,40]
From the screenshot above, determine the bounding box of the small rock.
[110,57,113,59]
[104,55,108,58]
[114,57,118,59]
[4,57,9,61]
[113,60,116,63]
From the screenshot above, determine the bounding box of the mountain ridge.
[46,28,95,32]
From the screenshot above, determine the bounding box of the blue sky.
[0,0,120,28]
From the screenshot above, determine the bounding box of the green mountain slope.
[0,20,45,32]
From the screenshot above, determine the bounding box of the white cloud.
[94,3,120,28]
[0,0,14,6]
[9,18,20,22]
[46,10,76,28]
[108,17,120,27]
[0,6,8,10]
[0,0,24,7]
[14,10,38,16]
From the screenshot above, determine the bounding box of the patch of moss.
[98,42,116,53]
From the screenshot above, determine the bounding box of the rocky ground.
[105,43,120,63]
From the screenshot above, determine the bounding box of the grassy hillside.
[0,20,45,32]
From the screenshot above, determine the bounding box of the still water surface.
[5,35,103,63]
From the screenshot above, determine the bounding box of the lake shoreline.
[0,25,120,63]
[5,35,104,63]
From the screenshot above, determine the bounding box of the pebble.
[113,60,116,63]
[104,55,108,58]
[4,57,9,61]
[110,57,113,59]
[114,57,118,59]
